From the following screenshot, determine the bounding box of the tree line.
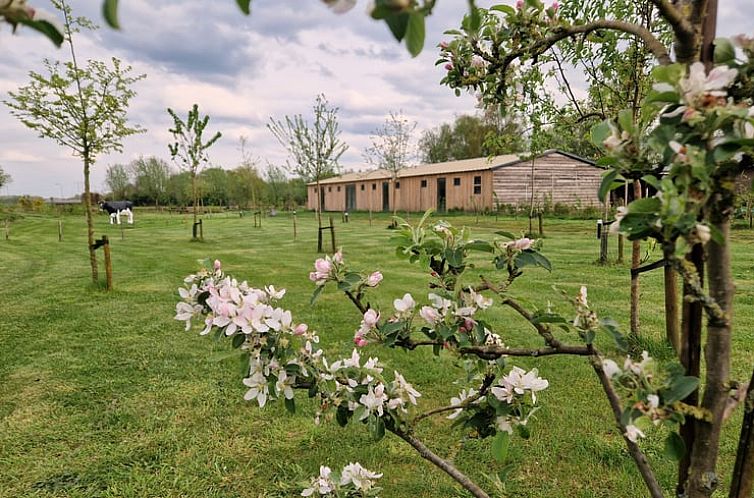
[104,156,306,210]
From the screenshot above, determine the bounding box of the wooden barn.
[306,150,603,212]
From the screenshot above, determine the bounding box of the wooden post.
[293,211,298,241]
[369,208,373,227]
[199,219,203,240]
[102,235,113,291]
[537,211,543,236]
[120,222,125,241]
[4,219,8,240]
[58,219,63,241]
[329,216,336,253]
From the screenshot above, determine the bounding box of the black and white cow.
[99,201,134,225]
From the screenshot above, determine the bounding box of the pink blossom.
[363,309,380,328]
[470,55,485,69]
[420,306,440,326]
[516,0,524,9]
[444,63,453,71]
[294,323,308,336]
[513,237,533,251]
[353,333,368,347]
[439,40,449,49]
[314,258,332,274]
[393,293,416,313]
[214,259,222,271]
[332,250,343,264]
[366,271,383,287]
[551,1,559,11]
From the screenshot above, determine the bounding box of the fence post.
[329,216,336,253]
[293,211,297,241]
[102,235,113,291]
[58,219,63,241]
[4,219,8,240]
[537,211,543,236]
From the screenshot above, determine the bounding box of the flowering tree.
[176,207,708,497]
[437,1,754,496]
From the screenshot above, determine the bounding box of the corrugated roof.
[309,150,597,185]
[312,154,522,185]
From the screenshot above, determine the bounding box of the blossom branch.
[590,356,665,498]
[412,375,495,424]
[344,289,368,314]
[391,427,491,498]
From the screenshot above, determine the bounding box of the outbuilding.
[307,149,603,212]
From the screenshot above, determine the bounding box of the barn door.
[437,177,446,212]
[345,184,356,211]
[382,182,390,212]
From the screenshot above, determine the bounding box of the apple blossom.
[366,271,383,287]
[340,462,383,491]
[321,0,357,14]
[301,465,335,496]
[393,293,416,314]
[625,424,645,443]
[419,305,441,326]
[602,359,622,379]
[359,383,388,419]
[447,388,477,420]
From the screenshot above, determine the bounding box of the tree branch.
[391,427,490,498]
[669,255,727,326]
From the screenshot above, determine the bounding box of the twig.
[413,375,495,424]
[668,255,727,326]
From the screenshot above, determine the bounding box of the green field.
[2,210,753,497]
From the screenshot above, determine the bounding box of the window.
[372,183,376,190]
[421,179,427,188]
[337,186,341,192]
[328,187,332,192]
[474,176,482,195]
[361,184,365,191]
[395,181,400,189]
[453,177,461,186]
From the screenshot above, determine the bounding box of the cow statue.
[99,201,134,225]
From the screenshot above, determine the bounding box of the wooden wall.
[308,170,494,212]
[492,153,603,208]
[306,153,603,212]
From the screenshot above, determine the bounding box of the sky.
[0,0,750,198]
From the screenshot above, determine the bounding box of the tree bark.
[84,157,98,283]
[664,245,680,352]
[686,218,733,498]
[191,169,198,226]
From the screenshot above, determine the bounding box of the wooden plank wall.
[492,153,602,208]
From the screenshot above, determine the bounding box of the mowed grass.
[1,209,753,498]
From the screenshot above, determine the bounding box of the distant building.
[307,150,603,212]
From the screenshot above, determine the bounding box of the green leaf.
[590,121,611,150]
[18,19,64,46]
[491,431,510,462]
[310,285,324,305]
[467,4,481,32]
[405,13,426,57]
[599,168,620,202]
[628,197,661,214]
[617,109,634,134]
[531,311,568,325]
[664,432,686,461]
[663,376,699,404]
[232,333,245,349]
[465,240,494,253]
[336,404,351,427]
[600,318,627,351]
[714,37,736,64]
[384,12,409,42]
[490,4,515,15]
[514,250,552,272]
[368,415,386,441]
[235,0,252,15]
[495,230,515,240]
[284,397,296,414]
[102,0,119,29]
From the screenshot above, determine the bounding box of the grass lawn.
[1,209,753,497]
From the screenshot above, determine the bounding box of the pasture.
[1,210,753,498]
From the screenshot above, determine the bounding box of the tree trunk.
[316,179,323,228]
[686,218,733,498]
[664,244,680,352]
[84,157,98,283]
[630,180,641,336]
[191,169,198,226]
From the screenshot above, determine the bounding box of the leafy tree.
[268,94,348,228]
[130,156,171,208]
[4,0,144,285]
[264,163,288,208]
[104,163,131,200]
[199,167,230,207]
[229,135,264,209]
[363,111,416,219]
[0,166,11,190]
[167,104,222,231]
[166,171,192,208]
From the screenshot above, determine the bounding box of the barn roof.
[309,150,595,185]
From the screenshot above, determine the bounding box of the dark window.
[453,177,461,186]
[361,184,365,191]
[474,185,481,194]
[314,187,318,193]
[395,181,400,189]
[421,179,427,188]
[474,176,482,194]
[328,187,332,192]
[372,183,376,190]
[337,186,341,192]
